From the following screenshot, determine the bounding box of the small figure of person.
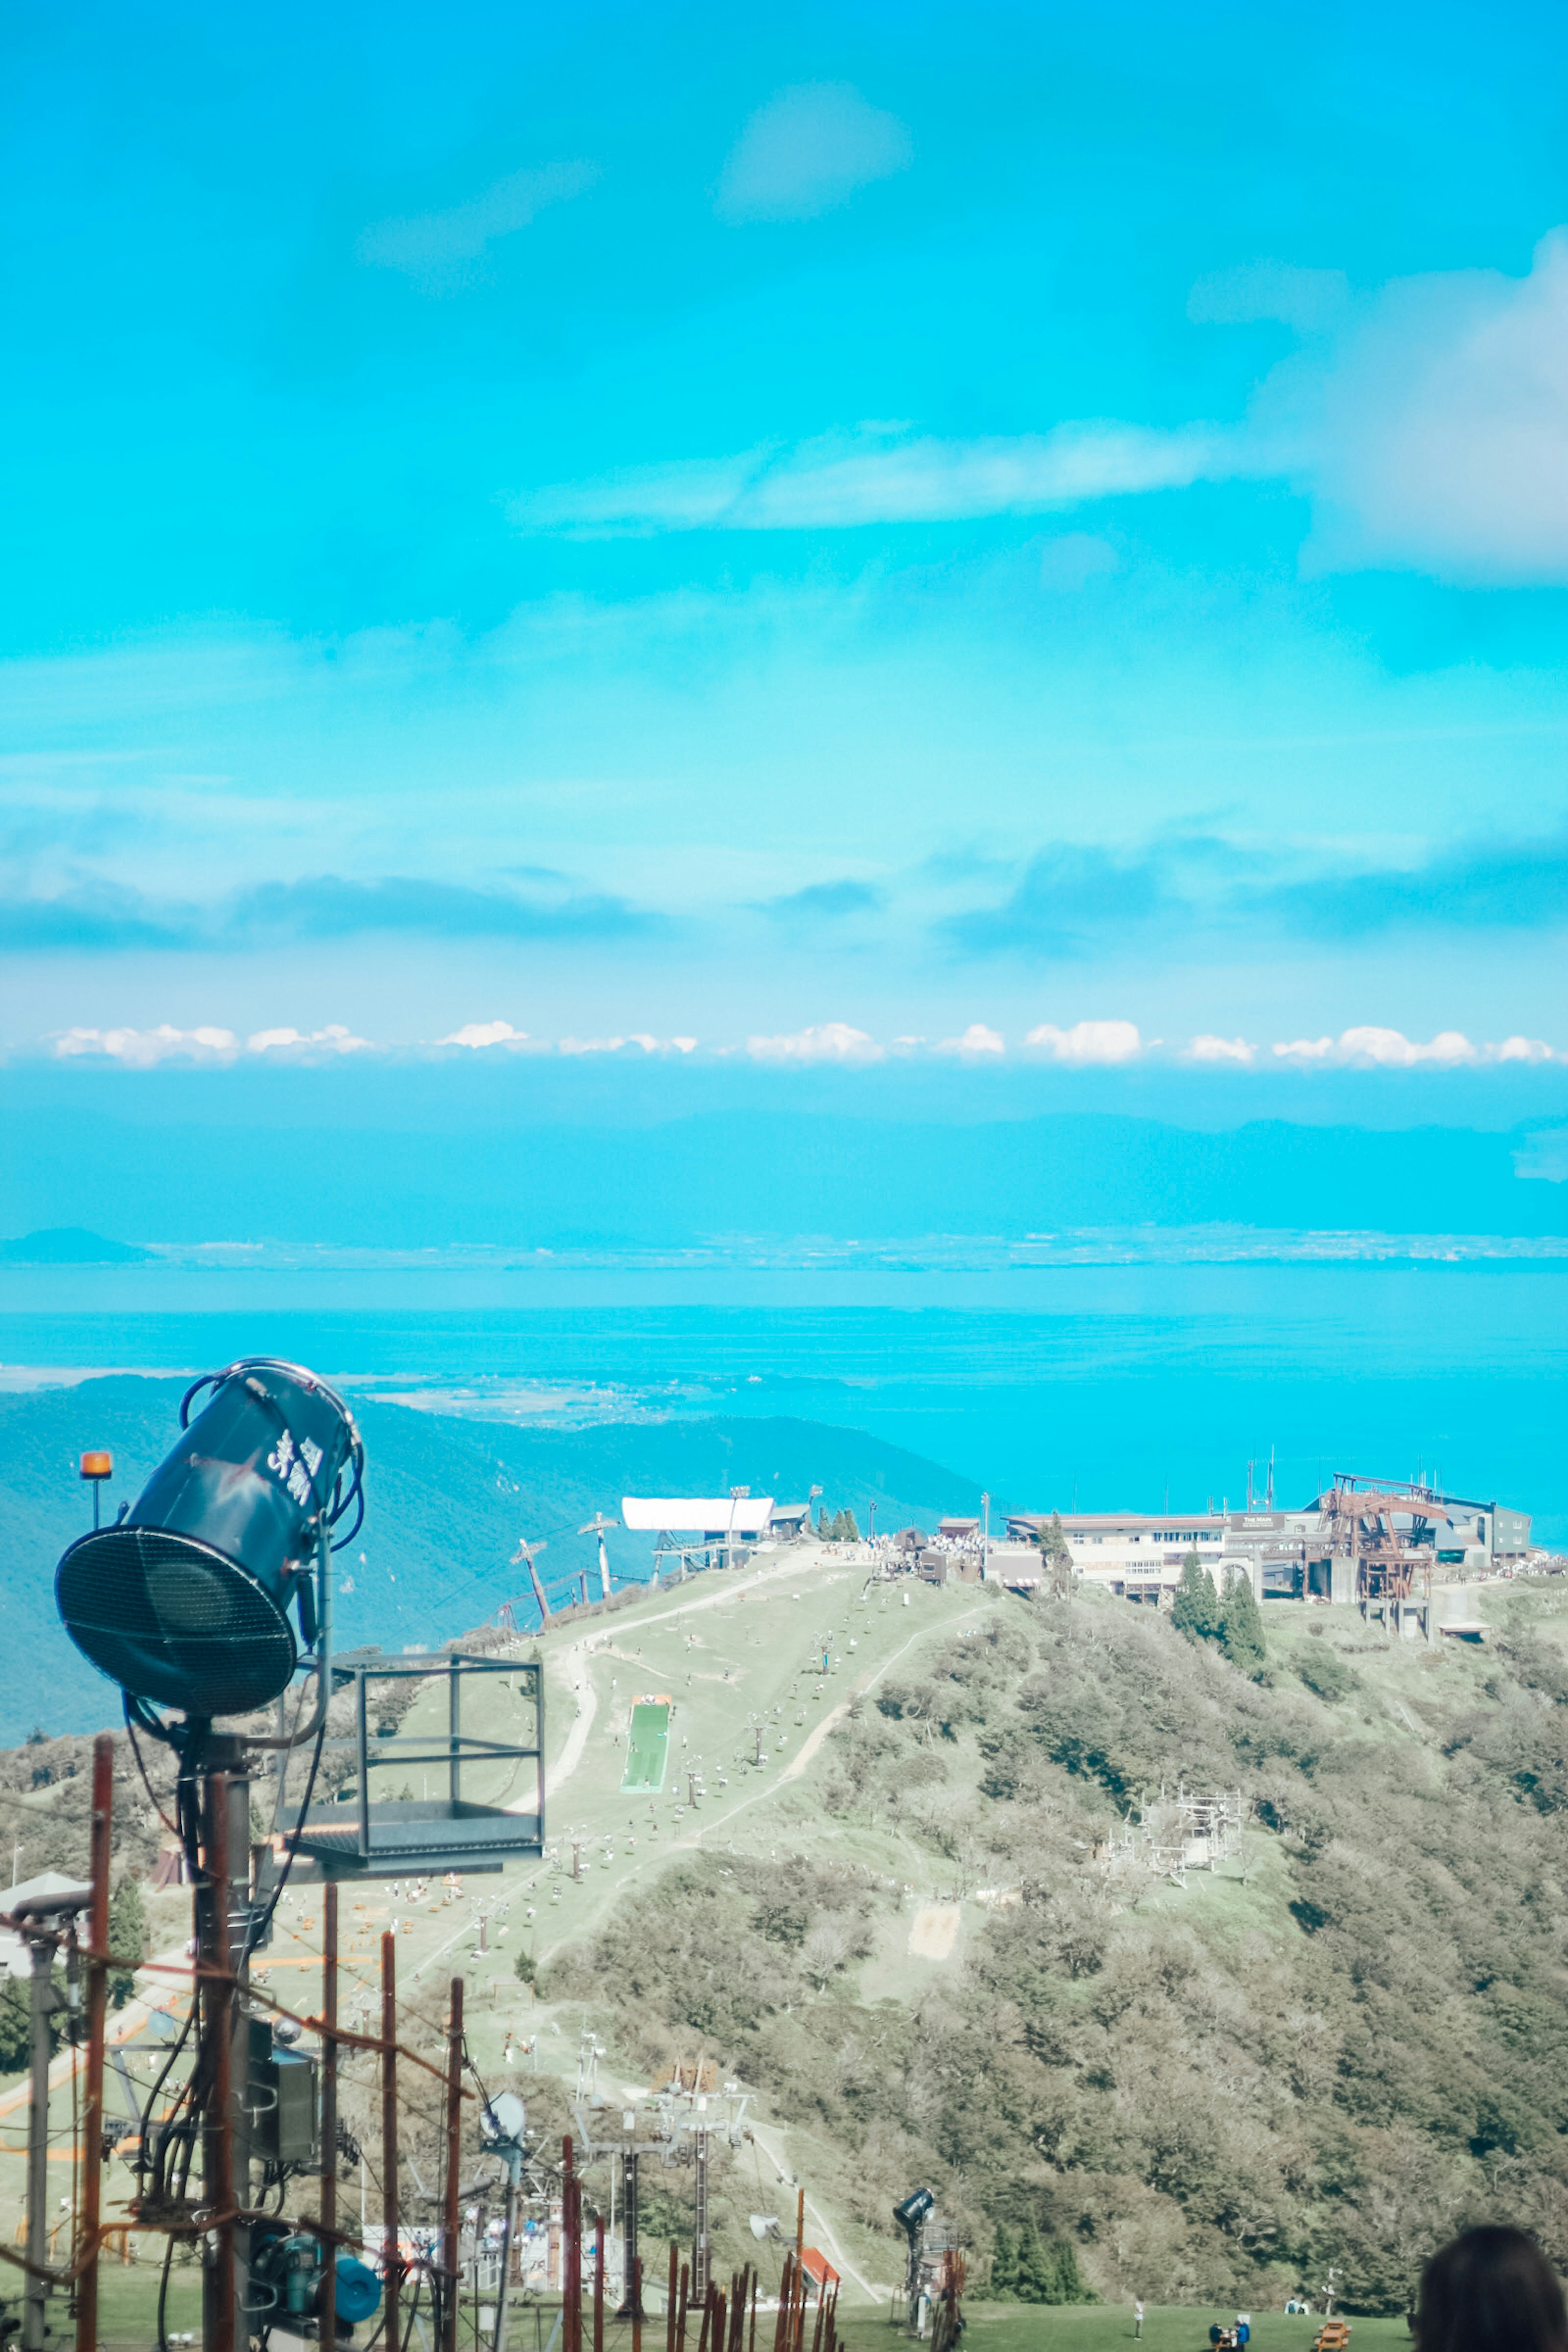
[1237,2316,1251,2347]
[1412,2226,1568,2352]
[1134,2300,1144,2339]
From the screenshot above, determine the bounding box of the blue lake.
[1,1258,1564,1539]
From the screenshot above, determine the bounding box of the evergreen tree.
[1049,2240,1091,2303]
[829,1508,860,1542]
[0,1977,29,2074]
[1036,1512,1071,1564]
[1014,2224,1051,2301]
[986,2221,1018,2300]
[1218,1568,1268,1677]
[1036,1512,1074,1598]
[1170,1548,1221,1643]
[107,1878,148,2010]
[1008,2225,1093,2305]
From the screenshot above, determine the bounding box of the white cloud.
[53,1024,240,1066]
[1264,1027,1556,1068]
[1024,1019,1143,1065]
[938,1023,1005,1059]
[247,1024,371,1056]
[716,83,911,223]
[513,420,1238,535]
[558,1033,697,1055]
[439,1020,532,1049]
[509,226,1568,581]
[1186,1034,1255,1064]
[1339,1027,1477,1067]
[747,1022,884,1065]
[357,161,600,291]
[1271,1036,1336,1063]
[1493,1034,1556,1062]
[1290,227,1568,583]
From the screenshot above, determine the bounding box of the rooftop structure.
[620,1495,775,1536]
[1002,1477,1534,1617]
[621,1492,776,1580]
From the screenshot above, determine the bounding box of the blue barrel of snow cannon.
[55,1358,363,1718]
[329,2251,383,2327]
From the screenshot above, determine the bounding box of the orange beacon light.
[79,1450,113,1530]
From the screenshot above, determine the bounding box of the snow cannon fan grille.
[55,1358,363,1719]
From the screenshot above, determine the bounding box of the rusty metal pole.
[320,1882,339,2350]
[666,2243,678,2352]
[594,2209,605,2352]
[381,1930,401,2351]
[202,1769,237,2352]
[772,2254,795,2352]
[562,2138,579,2352]
[632,2258,643,2352]
[73,1735,113,2352]
[442,1976,464,2352]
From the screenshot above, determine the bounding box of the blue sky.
[3,0,1567,1085]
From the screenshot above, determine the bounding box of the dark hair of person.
[1414,2227,1568,2352]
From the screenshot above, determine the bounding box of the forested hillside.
[550,1584,1568,2313]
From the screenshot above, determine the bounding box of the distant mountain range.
[1,1094,1565,1244]
[0,1374,981,1742]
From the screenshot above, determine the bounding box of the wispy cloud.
[937,1023,1005,1059]
[508,225,1568,584]
[715,83,911,224]
[938,840,1187,959]
[246,1024,372,1057]
[0,873,659,953]
[438,1021,537,1051]
[1251,832,1568,938]
[746,1022,884,1065]
[512,421,1241,536]
[942,826,1568,961]
[557,1033,696,1056]
[755,878,884,922]
[1287,226,1568,583]
[54,1023,372,1066]
[1270,1028,1557,1067]
[1185,1033,1256,1064]
[53,1024,242,1067]
[357,161,600,292]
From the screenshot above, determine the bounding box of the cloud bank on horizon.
[0,2,1564,1089]
[42,1017,1561,1073]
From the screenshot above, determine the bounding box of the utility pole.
[511,1537,551,1623]
[980,1493,989,1583]
[692,2129,710,2300]
[198,1742,253,2352]
[618,2150,641,2319]
[16,1879,94,2352]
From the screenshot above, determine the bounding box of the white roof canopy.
[621,1495,776,1535]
